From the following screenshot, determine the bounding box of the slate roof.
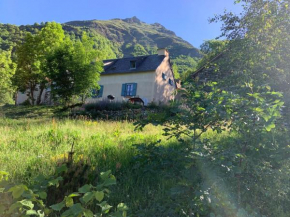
[102,54,166,75]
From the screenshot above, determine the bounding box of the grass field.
[1,106,288,217]
[0,106,188,216]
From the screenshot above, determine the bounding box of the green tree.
[90,32,120,59]
[196,40,228,70]
[171,55,199,81]
[210,0,290,93]
[170,1,290,216]
[131,44,148,56]
[14,22,65,105]
[46,33,102,105]
[0,50,16,104]
[14,33,40,105]
[200,40,227,55]
[206,2,290,214]
[172,63,180,79]
[137,1,290,216]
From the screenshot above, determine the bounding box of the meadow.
[0,106,191,216]
[1,106,289,217]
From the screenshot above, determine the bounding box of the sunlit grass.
[0,117,165,182]
[0,106,188,215]
[0,106,232,215]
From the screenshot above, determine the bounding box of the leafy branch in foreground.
[135,78,284,216]
[0,166,128,217]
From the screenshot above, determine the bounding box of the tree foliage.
[196,40,228,70]
[123,43,149,57]
[0,50,16,104]
[13,23,104,106]
[137,1,290,216]
[14,22,65,105]
[46,33,102,104]
[210,0,290,92]
[179,0,290,215]
[171,55,199,81]
[172,63,180,79]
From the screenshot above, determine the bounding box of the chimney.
[157,48,169,56]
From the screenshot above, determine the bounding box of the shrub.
[0,165,128,217]
[84,100,142,112]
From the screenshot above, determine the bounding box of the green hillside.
[0,17,201,74]
[65,16,201,58]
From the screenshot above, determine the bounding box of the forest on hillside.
[0,16,201,80]
[0,16,203,105]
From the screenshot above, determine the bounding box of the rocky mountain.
[0,16,201,73]
[64,16,201,59]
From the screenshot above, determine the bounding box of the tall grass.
[0,117,166,181]
[3,106,242,216]
[0,106,189,215]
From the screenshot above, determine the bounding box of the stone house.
[89,48,177,105]
[16,48,177,105]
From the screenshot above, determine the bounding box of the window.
[126,84,134,96]
[121,83,137,96]
[130,61,136,69]
[169,78,174,86]
[162,72,167,80]
[92,85,104,98]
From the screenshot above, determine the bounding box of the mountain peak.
[63,17,201,59]
[151,22,165,28]
[122,16,142,24]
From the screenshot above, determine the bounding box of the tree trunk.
[36,84,45,105]
[14,91,18,106]
[30,84,36,106]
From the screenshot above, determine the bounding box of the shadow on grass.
[0,105,69,119]
[84,140,191,217]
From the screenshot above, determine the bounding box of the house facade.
[16,48,177,105]
[89,48,177,105]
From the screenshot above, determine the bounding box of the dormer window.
[130,60,136,69]
[169,78,174,86]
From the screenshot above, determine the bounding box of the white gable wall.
[154,55,176,103]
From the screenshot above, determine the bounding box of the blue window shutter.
[98,85,104,97]
[132,83,137,96]
[92,89,97,98]
[121,84,126,96]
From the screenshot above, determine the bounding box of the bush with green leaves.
[155,1,290,214]
[84,101,142,112]
[136,77,286,216]
[0,166,128,217]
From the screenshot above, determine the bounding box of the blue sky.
[0,0,242,48]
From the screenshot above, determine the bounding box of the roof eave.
[101,69,156,76]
